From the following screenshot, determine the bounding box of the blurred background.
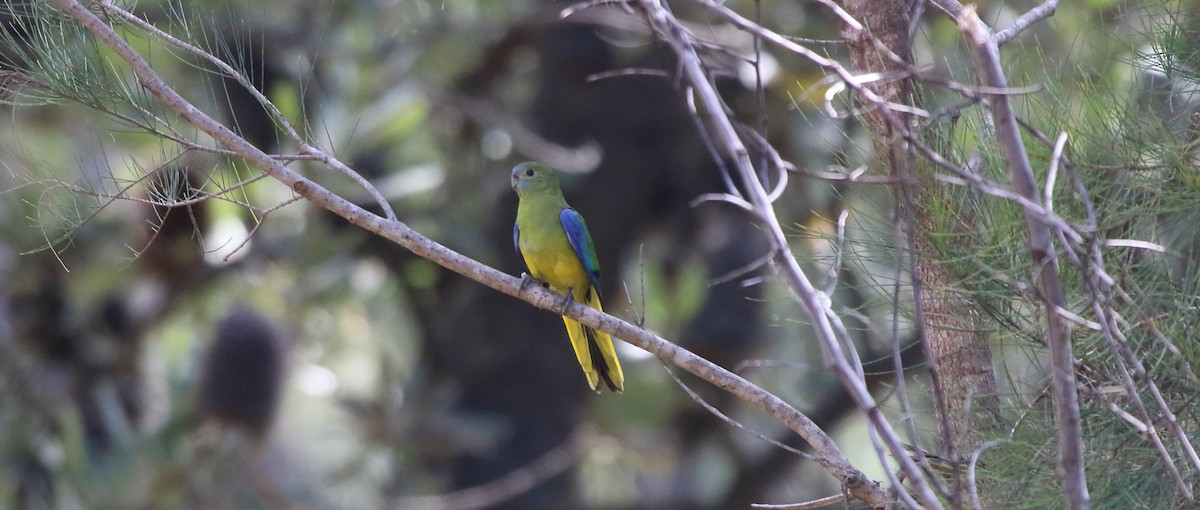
[0,0,1193,508]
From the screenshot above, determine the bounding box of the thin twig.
[392,430,587,510]
[1105,402,1148,434]
[967,440,1001,510]
[790,165,898,184]
[821,209,848,296]
[586,67,671,81]
[751,493,845,509]
[221,195,304,262]
[690,192,755,213]
[662,363,813,459]
[708,251,774,287]
[1044,132,1068,212]
[993,0,1060,46]
[736,126,791,202]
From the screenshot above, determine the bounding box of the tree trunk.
[842,0,999,488]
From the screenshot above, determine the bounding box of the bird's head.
[510,162,560,196]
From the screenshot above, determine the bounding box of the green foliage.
[982,406,1187,509]
[907,1,1200,505]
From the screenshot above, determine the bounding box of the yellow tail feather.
[562,316,599,390]
[556,290,624,388]
[587,291,624,392]
[560,291,624,392]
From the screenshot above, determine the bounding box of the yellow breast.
[521,240,590,298]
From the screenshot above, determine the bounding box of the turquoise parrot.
[511,162,624,392]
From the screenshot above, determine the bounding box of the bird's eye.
[525,168,534,177]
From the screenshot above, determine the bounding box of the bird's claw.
[519,273,551,291]
[559,288,575,314]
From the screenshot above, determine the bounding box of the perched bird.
[511,162,624,392]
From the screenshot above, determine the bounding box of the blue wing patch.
[513,222,521,254]
[560,208,601,296]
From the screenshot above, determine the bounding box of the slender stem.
[994,0,1060,46]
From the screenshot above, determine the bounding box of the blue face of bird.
[511,162,553,194]
[511,165,530,192]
